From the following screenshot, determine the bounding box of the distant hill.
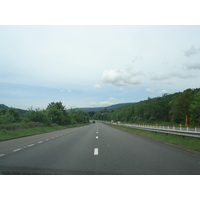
[66,102,134,112]
[0,104,8,108]
[0,104,27,114]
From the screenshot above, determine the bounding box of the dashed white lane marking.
[38,141,43,143]
[94,148,98,155]
[96,136,98,139]
[0,154,5,157]
[13,148,22,152]
[96,132,98,134]
[27,144,34,147]
[46,139,49,141]
[51,137,54,139]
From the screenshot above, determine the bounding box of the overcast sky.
[1,25,200,109]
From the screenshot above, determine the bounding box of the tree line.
[92,88,200,126]
[0,101,90,129]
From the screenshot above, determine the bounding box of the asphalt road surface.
[0,122,200,175]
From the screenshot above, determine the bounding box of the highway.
[0,122,200,174]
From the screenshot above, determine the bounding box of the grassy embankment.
[0,123,90,140]
[105,123,200,152]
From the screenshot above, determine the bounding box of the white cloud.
[101,67,143,87]
[184,46,199,57]
[146,88,155,93]
[108,97,115,101]
[149,72,169,80]
[94,84,101,90]
[90,101,112,107]
[183,62,200,70]
[68,89,72,92]
[158,90,169,94]
[149,71,195,80]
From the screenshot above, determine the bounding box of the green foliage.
[23,108,50,125]
[171,89,194,123]
[0,101,89,129]
[93,88,200,126]
[46,102,70,125]
[0,108,20,124]
[189,91,200,125]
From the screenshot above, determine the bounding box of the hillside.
[0,104,8,108]
[92,88,200,125]
[66,102,134,112]
[0,104,27,114]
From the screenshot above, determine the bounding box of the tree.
[0,108,20,124]
[189,91,200,125]
[46,102,70,125]
[23,108,50,125]
[171,89,194,123]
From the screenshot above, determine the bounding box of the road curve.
[0,122,200,174]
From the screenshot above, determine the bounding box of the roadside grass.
[105,123,200,152]
[0,123,90,140]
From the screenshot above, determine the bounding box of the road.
[0,122,200,174]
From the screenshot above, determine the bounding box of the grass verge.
[0,123,90,140]
[105,123,200,152]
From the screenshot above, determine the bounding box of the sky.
[0,0,200,110]
[1,25,200,110]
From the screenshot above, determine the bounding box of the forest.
[92,88,200,126]
[0,102,90,130]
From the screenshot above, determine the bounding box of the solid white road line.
[0,154,5,157]
[13,148,22,152]
[94,148,98,155]
[27,144,34,147]
[96,136,98,139]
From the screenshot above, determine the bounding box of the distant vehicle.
[93,121,95,123]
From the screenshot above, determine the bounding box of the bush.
[23,108,50,125]
[0,122,45,130]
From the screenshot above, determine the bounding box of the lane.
[0,124,98,174]
[0,125,88,156]
[0,122,200,174]
[96,123,200,174]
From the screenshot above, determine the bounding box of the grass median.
[0,123,90,140]
[105,123,200,152]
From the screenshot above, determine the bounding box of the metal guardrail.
[105,122,200,138]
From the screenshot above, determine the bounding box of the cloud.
[158,90,169,94]
[149,71,195,81]
[90,101,112,107]
[101,67,143,87]
[170,72,196,79]
[68,89,72,92]
[184,46,199,57]
[183,62,200,70]
[149,72,168,80]
[94,84,101,90]
[108,97,115,101]
[146,88,155,93]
